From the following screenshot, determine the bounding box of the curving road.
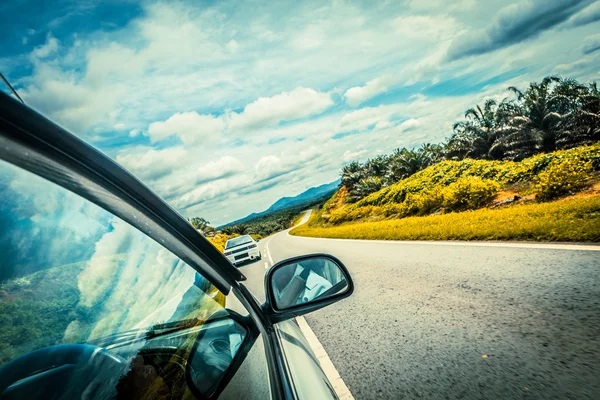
[240,211,600,399]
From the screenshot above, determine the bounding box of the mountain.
[221,179,340,227]
[266,179,340,213]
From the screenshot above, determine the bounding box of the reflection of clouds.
[69,217,216,341]
[77,219,134,309]
[1,163,110,281]
[1,162,223,345]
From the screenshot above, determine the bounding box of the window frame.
[0,91,243,294]
[0,92,298,400]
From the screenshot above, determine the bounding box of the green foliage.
[536,159,593,200]
[220,192,332,238]
[323,143,600,224]
[338,76,599,203]
[441,177,500,211]
[291,195,600,242]
[0,262,84,364]
[189,217,210,231]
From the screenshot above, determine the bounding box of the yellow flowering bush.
[320,143,599,225]
[441,177,500,211]
[536,159,593,200]
[208,233,238,252]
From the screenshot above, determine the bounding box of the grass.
[290,194,600,242]
[324,144,600,225]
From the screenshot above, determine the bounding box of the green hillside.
[292,143,600,242]
[315,144,599,226]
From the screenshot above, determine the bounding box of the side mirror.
[255,238,260,242]
[264,254,353,322]
[186,311,255,399]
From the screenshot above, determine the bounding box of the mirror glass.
[187,314,247,397]
[270,256,349,310]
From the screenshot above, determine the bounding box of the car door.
[1,91,353,400]
[0,92,276,400]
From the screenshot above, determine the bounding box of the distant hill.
[221,179,340,227]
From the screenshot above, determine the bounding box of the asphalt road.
[239,213,600,399]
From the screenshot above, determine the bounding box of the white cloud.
[406,0,476,11]
[32,34,60,58]
[446,0,591,61]
[338,105,399,132]
[229,87,333,130]
[226,39,239,53]
[394,15,461,40]
[254,155,292,182]
[147,112,223,145]
[173,175,247,210]
[292,25,325,50]
[566,1,600,26]
[344,76,396,107]
[116,146,189,180]
[343,17,460,107]
[196,156,245,184]
[582,33,600,54]
[343,149,367,162]
[397,118,421,132]
[21,71,122,134]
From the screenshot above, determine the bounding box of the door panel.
[218,334,271,399]
[275,320,337,400]
[0,159,270,399]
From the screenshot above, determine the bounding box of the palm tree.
[350,177,383,202]
[502,76,565,159]
[385,147,432,185]
[557,81,600,148]
[364,155,389,178]
[446,99,511,160]
[419,143,445,164]
[340,161,364,191]
[190,217,210,231]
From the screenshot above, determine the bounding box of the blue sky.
[1,0,599,225]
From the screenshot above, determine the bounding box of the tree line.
[189,192,335,238]
[342,76,600,203]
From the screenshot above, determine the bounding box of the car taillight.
[248,244,257,248]
[224,251,232,256]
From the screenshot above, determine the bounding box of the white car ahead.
[223,235,261,266]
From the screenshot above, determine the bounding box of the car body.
[0,91,354,400]
[224,235,261,265]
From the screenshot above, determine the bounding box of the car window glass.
[0,161,250,399]
[224,236,253,249]
[275,320,337,400]
[218,334,271,400]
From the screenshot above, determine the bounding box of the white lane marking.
[296,209,312,226]
[288,235,600,252]
[265,240,274,265]
[296,316,355,400]
[264,262,269,270]
[286,209,312,237]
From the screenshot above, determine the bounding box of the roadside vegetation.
[292,194,600,242]
[192,194,332,252]
[318,144,599,225]
[340,76,599,204]
[219,206,307,237]
[291,76,600,242]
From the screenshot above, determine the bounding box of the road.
[240,211,600,399]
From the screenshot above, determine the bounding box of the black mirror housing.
[185,310,257,399]
[263,254,354,323]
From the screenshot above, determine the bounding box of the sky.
[1,0,599,226]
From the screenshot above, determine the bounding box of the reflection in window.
[0,160,235,399]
